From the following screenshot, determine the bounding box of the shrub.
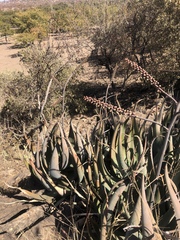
[0,43,92,133]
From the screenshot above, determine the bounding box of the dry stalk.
[84,96,168,130]
[125,58,178,105]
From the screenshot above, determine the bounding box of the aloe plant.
[22,59,179,239]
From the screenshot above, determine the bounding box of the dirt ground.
[0,37,28,192]
[0,40,25,73]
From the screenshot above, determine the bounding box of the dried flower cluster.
[84,96,135,117]
[125,58,177,104]
[125,58,162,89]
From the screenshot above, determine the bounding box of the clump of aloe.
[22,59,180,239]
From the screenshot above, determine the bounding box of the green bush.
[0,72,40,129]
[0,43,91,132]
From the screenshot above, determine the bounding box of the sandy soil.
[0,40,25,73]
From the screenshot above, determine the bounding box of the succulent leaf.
[125,196,141,240]
[59,123,69,169]
[165,164,180,237]
[66,136,85,183]
[141,175,155,239]
[49,144,61,179]
[117,122,129,175]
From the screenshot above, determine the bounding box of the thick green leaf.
[66,137,85,183]
[165,164,180,237]
[49,144,61,179]
[110,122,121,176]
[125,196,141,240]
[59,123,69,169]
[101,181,128,240]
[135,135,147,176]
[117,122,128,175]
[141,175,155,239]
